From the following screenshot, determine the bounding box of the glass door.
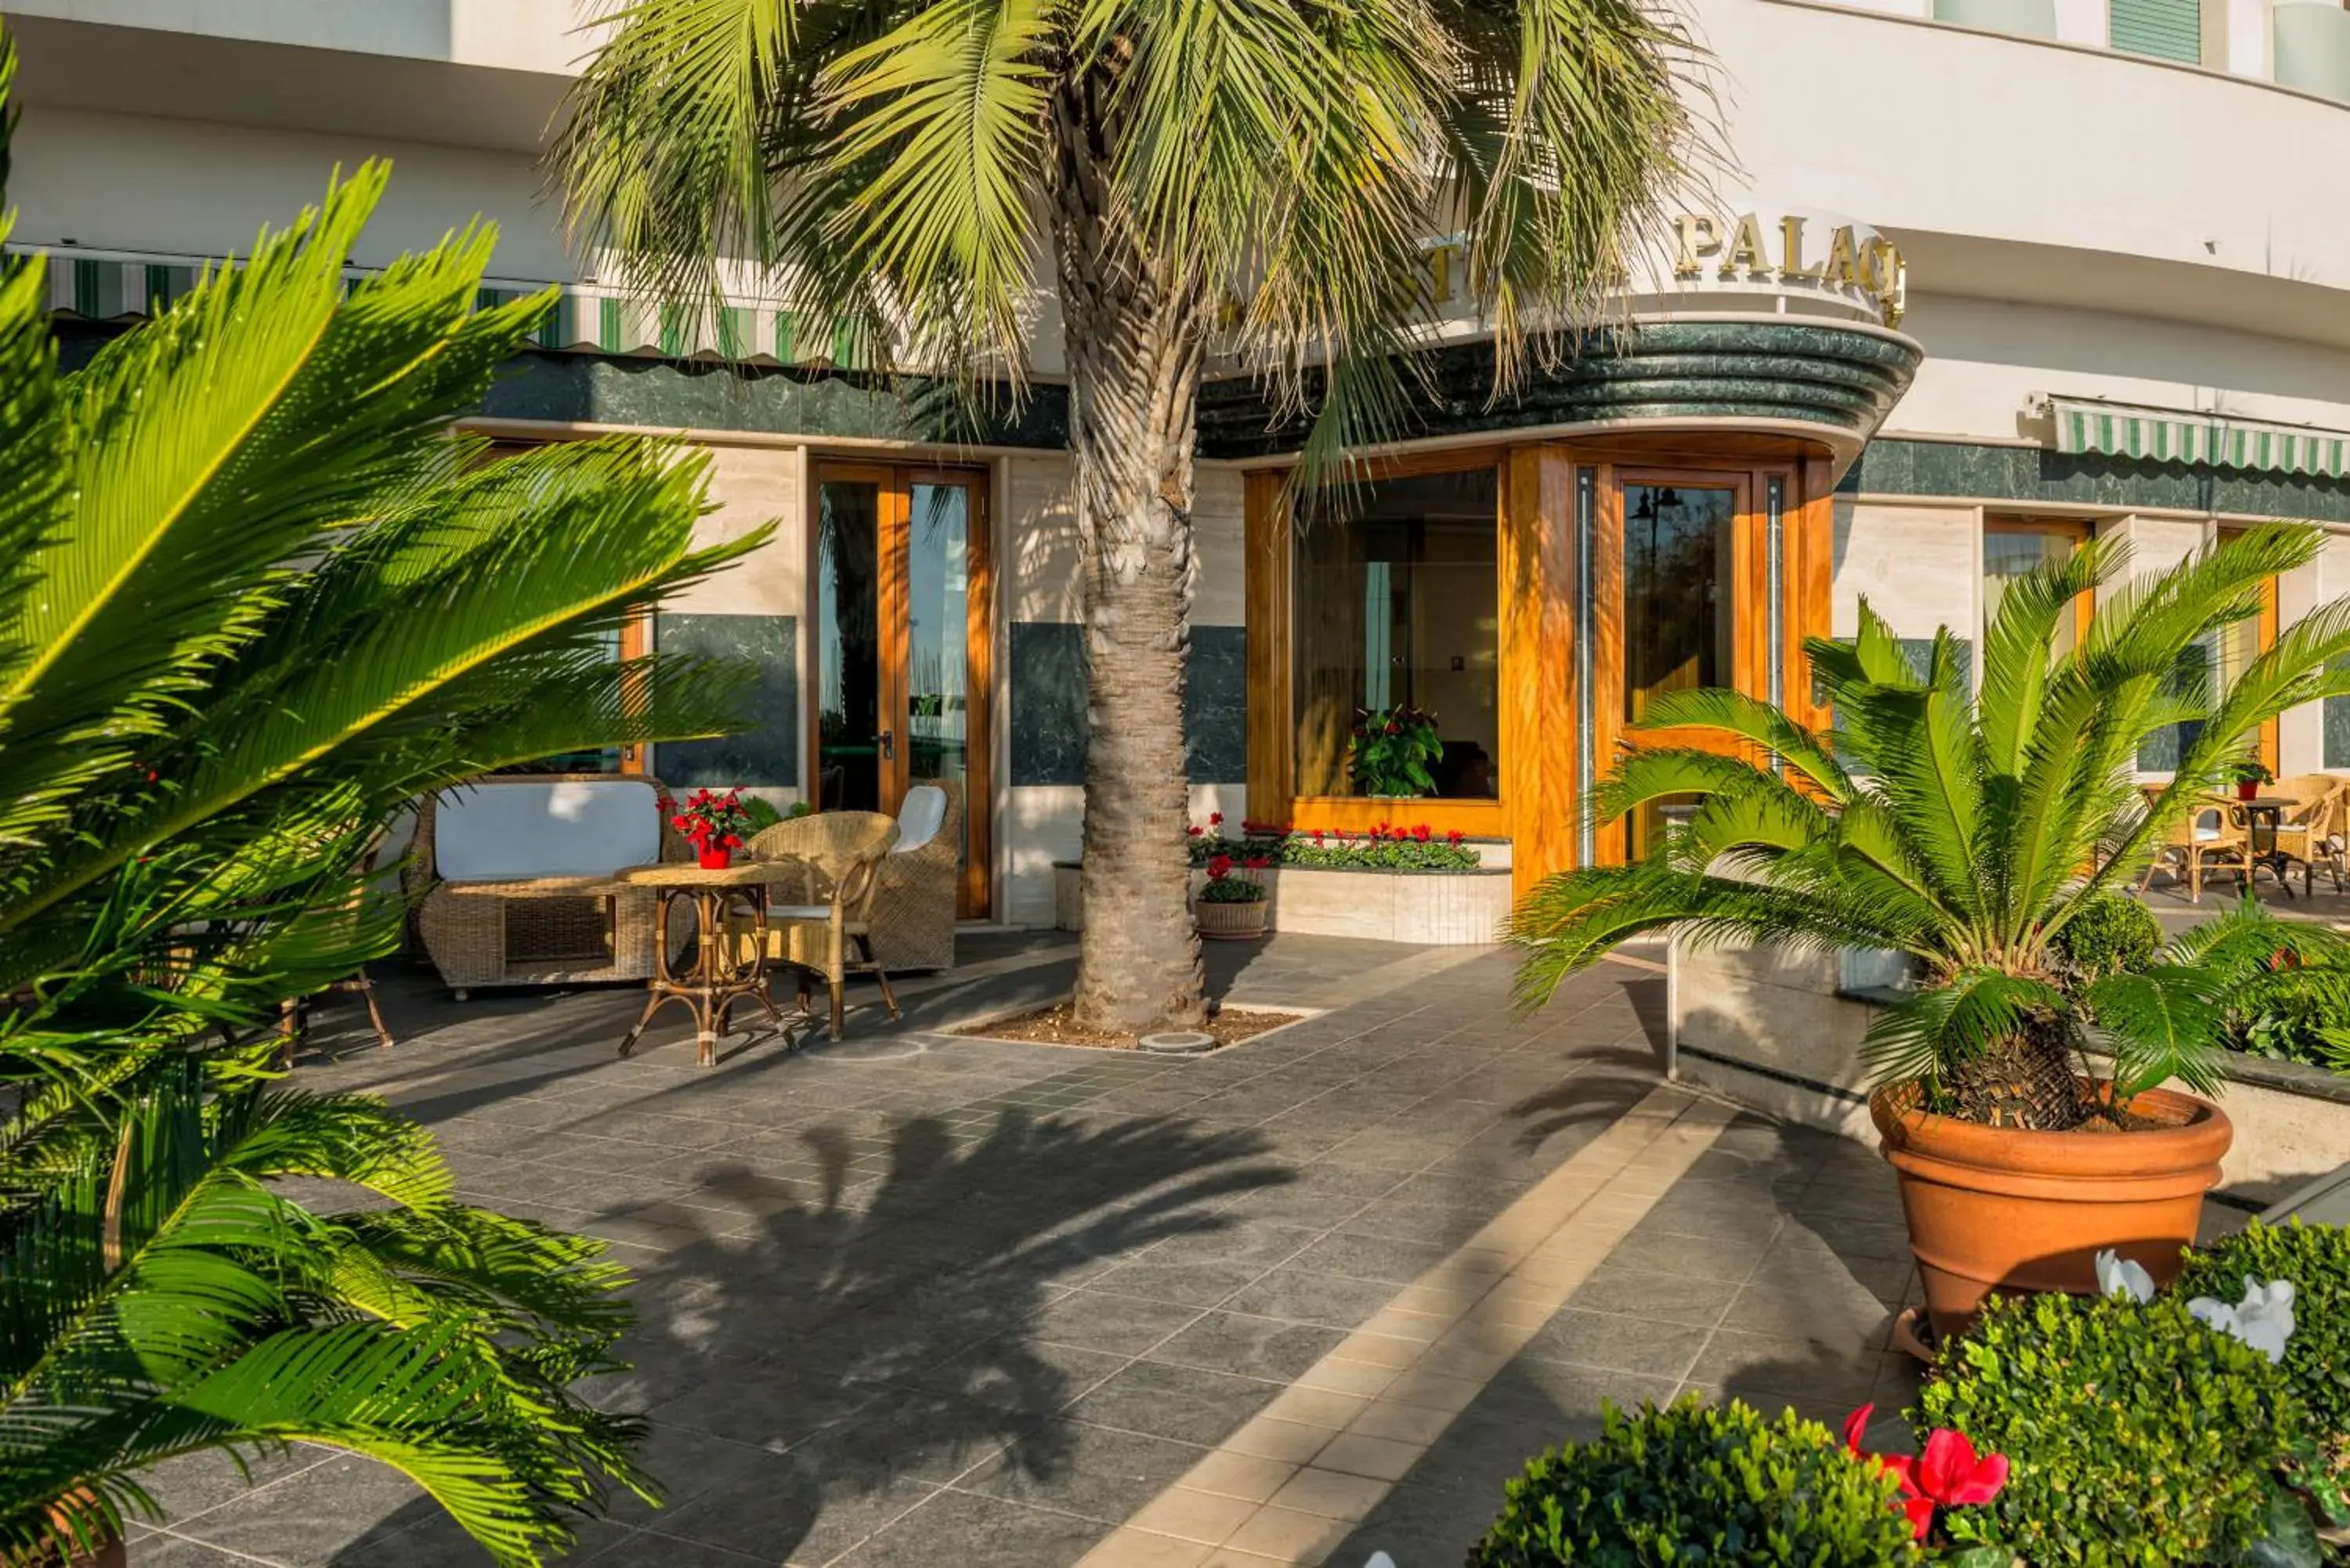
[813,464,992,916]
[1609,472,1752,862]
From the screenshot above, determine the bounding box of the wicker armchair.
[2140,797,2254,903]
[869,781,962,973]
[411,773,691,996]
[2272,774,2349,896]
[733,811,902,1039]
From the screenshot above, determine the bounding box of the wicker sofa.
[412,773,689,996]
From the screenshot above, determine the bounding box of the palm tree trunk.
[1050,82,1207,1037]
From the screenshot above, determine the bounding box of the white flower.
[2095,1248,2156,1304]
[2188,1276,2298,1364]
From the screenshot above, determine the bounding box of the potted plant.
[2230,757,2276,801]
[1506,525,2350,1342]
[664,787,754,868]
[1349,706,1444,798]
[1194,852,1270,939]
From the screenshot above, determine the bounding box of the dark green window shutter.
[2111,0,2201,63]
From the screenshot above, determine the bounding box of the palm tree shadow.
[353,1104,1290,1562]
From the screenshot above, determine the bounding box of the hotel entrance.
[1245,440,1831,897]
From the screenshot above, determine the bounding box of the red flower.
[1206,854,1235,880]
[1311,829,1326,845]
[1244,856,1270,871]
[1188,825,1204,837]
[1209,811,1224,827]
[722,834,742,849]
[1843,1406,2007,1543]
[1412,824,1432,842]
[1446,829,1465,846]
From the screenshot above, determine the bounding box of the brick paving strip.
[1076,1085,1734,1568]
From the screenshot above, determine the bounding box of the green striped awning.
[2051,396,2350,479]
[13,244,865,370]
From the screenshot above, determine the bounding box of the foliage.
[1190,821,1480,873]
[2228,758,2277,787]
[1350,706,1444,798]
[1915,1289,2308,1563]
[1506,530,2350,1128]
[552,0,1699,472]
[1466,1395,1921,1566]
[2049,891,2162,985]
[2182,1221,2350,1447]
[1198,854,1268,904]
[2155,900,2350,1073]
[739,796,786,834]
[0,128,762,1565]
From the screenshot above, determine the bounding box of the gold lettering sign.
[1674,215,1723,278]
[1719,213,1770,279]
[1663,209,1907,323]
[1778,215,1818,282]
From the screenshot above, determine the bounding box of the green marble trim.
[1195,320,1922,461]
[1844,437,2350,523]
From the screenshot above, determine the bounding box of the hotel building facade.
[13,0,2350,923]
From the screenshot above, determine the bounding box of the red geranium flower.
[1446,829,1465,846]
[1843,1405,2007,1542]
[1188,825,1203,837]
[1244,856,1270,871]
[1412,824,1432,842]
[1209,811,1224,827]
[1206,854,1235,880]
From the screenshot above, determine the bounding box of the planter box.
[1665,935,2350,1206]
[1053,861,1513,946]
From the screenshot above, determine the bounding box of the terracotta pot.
[1194,898,1267,940]
[696,847,732,870]
[2238,779,2261,800]
[1871,1081,2232,1340]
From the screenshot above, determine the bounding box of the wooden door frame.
[808,459,994,918]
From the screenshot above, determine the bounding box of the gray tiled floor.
[128,931,1934,1567]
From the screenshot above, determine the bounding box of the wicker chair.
[2272,774,2349,896]
[411,773,690,997]
[2140,797,2255,902]
[869,781,962,973]
[734,811,902,1039]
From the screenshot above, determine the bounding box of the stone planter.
[1055,861,1512,945]
[1194,898,1268,940]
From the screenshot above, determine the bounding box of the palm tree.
[1507,526,2350,1128]
[554,0,1699,1032]
[0,87,767,1564]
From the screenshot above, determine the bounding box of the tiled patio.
[135,932,1930,1568]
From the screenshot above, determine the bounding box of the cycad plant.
[0,67,764,1566]
[554,0,1698,1033]
[1508,525,2350,1129]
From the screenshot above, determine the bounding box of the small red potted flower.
[663,787,754,869]
[1194,852,1270,940]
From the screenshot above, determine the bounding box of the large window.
[1983,519,2089,663]
[1292,467,1500,800]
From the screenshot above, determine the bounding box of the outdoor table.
[2226,794,2305,900]
[613,860,797,1066]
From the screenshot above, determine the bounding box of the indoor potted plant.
[2229,757,2276,801]
[1350,706,1444,798]
[1506,524,2350,1342]
[664,787,754,868]
[1194,852,1270,939]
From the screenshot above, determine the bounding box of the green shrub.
[1467,1396,1918,1566]
[2053,891,2163,983]
[2182,1219,2350,1446]
[1916,1290,2304,1563]
[739,794,785,833]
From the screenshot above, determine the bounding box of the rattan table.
[613,861,794,1067]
